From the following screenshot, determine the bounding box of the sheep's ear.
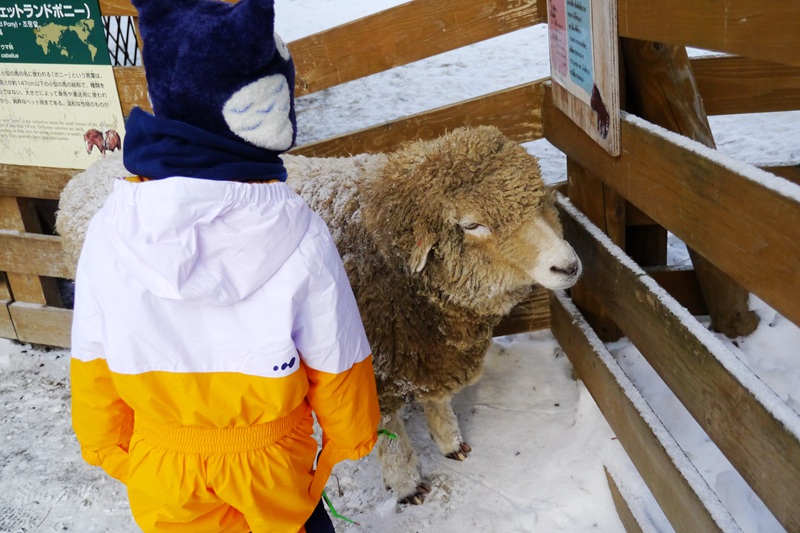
[409,232,435,273]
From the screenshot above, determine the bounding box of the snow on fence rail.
[554,195,800,531]
[551,285,742,533]
[1,1,799,531]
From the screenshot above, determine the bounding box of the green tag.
[322,490,360,526]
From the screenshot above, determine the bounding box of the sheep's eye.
[459,221,491,237]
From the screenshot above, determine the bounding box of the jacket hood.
[103,178,310,305]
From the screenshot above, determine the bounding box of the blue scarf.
[122,107,288,182]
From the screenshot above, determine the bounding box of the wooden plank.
[0,300,16,340]
[535,0,548,23]
[625,203,655,226]
[645,267,707,316]
[99,0,235,16]
[566,159,623,341]
[8,197,42,232]
[692,56,800,116]
[551,180,568,197]
[567,160,626,246]
[292,80,546,157]
[98,0,139,16]
[0,273,10,301]
[291,0,543,97]
[550,290,736,533]
[764,164,800,187]
[0,166,75,200]
[0,231,72,279]
[556,196,800,532]
[0,198,63,306]
[618,0,800,67]
[621,39,758,336]
[5,274,51,306]
[114,66,151,116]
[624,225,666,267]
[8,303,72,348]
[543,84,800,328]
[492,286,550,337]
[604,468,646,533]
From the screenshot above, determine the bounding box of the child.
[69,0,380,531]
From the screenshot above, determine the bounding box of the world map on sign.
[33,20,99,62]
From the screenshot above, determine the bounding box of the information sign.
[547,0,620,156]
[0,0,126,169]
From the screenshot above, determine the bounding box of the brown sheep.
[285,125,581,503]
[57,126,581,505]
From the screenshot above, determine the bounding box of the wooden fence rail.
[292,79,547,157]
[544,85,800,328]
[291,0,544,96]
[692,55,800,115]
[555,194,800,532]
[618,0,800,67]
[551,288,740,533]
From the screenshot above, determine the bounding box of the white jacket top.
[72,177,371,377]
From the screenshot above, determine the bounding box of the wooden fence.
[1,0,799,530]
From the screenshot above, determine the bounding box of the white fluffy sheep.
[57,153,122,278]
[57,126,581,504]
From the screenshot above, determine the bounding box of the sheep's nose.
[550,262,579,277]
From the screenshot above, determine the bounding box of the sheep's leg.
[377,410,431,504]
[421,397,472,461]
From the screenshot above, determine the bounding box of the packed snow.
[2,1,799,532]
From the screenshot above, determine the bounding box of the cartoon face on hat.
[132,0,296,152]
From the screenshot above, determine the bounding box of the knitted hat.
[131,0,296,152]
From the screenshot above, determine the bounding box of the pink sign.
[548,0,568,79]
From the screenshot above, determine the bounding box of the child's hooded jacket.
[70,0,380,514]
[70,175,380,500]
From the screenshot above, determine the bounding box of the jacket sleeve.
[71,357,134,484]
[292,222,380,499]
[70,253,133,485]
[305,355,380,459]
[305,356,380,500]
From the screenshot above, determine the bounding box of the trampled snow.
[1,1,799,532]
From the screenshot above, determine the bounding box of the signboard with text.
[547,0,620,156]
[0,0,126,169]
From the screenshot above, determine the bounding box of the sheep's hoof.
[445,442,472,461]
[399,483,431,505]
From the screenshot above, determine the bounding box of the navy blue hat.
[132,0,296,152]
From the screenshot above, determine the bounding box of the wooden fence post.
[0,196,63,309]
[0,272,15,339]
[621,38,759,337]
[567,159,625,341]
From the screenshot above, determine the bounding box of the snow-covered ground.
[2,1,799,531]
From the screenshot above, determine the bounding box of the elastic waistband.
[134,402,310,454]
[114,176,300,206]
